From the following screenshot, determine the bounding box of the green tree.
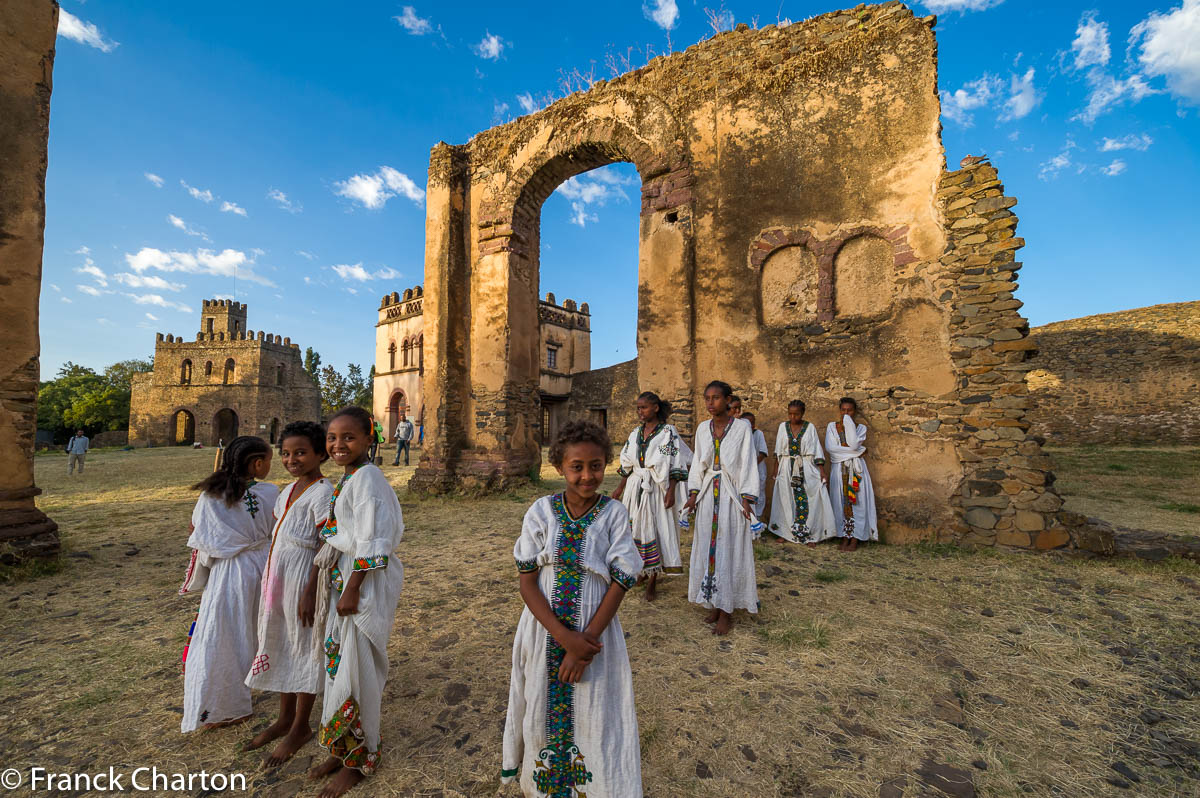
[38,357,154,442]
[102,358,154,391]
[304,347,321,382]
[318,364,351,418]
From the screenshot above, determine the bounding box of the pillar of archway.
[0,0,59,560]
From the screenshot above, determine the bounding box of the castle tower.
[200,299,247,338]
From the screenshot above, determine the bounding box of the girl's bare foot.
[204,714,251,731]
[265,727,313,767]
[805,542,817,548]
[308,757,342,781]
[644,574,658,602]
[318,766,364,798]
[838,537,849,551]
[846,538,859,552]
[704,608,720,624]
[713,611,733,636]
[246,717,292,751]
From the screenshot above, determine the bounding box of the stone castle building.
[373,287,591,442]
[128,299,321,447]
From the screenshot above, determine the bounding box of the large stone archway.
[411,4,1073,548]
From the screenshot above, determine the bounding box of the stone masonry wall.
[1027,302,1200,445]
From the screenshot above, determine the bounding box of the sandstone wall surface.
[1027,302,1200,445]
[0,0,59,559]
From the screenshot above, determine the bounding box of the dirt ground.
[2,445,1198,797]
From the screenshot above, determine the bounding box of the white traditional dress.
[503,494,643,798]
[768,421,837,543]
[752,428,769,519]
[616,422,690,574]
[246,478,334,695]
[686,418,760,614]
[317,464,404,775]
[181,481,279,732]
[825,417,879,542]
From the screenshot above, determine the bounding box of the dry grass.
[2,446,1199,797]
[1049,445,1200,536]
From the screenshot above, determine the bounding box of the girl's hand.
[558,652,591,684]
[740,497,754,520]
[336,583,361,616]
[298,583,317,627]
[563,630,602,663]
[663,489,676,509]
[611,485,624,502]
[682,494,697,513]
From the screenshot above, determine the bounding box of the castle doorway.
[387,390,407,435]
[170,409,195,446]
[212,408,238,446]
[269,418,280,444]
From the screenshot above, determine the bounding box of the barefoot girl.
[768,400,836,545]
[611,391,690,601]
[181,436,279,733]
[245,421,333,764]
[502,421,644,797]
[825,397,878,551]
[741,411,770,526]
[681,381,760,636]
[304,407,404,798]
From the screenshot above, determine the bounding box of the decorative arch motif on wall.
[180,359,192,385]
[388,340,397,371]
[747,224,915,323]
[222,358,235,385]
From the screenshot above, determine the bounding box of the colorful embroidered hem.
[330,566,344,593]
[609,565,637,591]
[515,558,539,574]
[323,467,360,539]
[244,490,260,518]
[352,554,388,571]
[616,466,633,478]
[324,636,341,678]
[669,468,688,482]
[636,539,662,571]
[500,767,519,780]
[319,696,380,775]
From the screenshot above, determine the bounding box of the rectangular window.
[547,347,558,370]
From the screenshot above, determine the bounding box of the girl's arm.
[336,569,367,615]
[560,581,628,683]
[611,474,629,502]
[299,563,321,626]
[519,571,602,678]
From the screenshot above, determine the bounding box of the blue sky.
[43,0,1200,379]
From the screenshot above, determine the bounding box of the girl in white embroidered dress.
[181,436,278,733]
[768,400,837,545]
[502,421,644,798]
[244,421,333,765]
[825,397,879,551]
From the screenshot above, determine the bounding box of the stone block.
[964,507,997,529]
[1034,527,1070,550]
[996,528,1031,547]
[1014,510,1045,532]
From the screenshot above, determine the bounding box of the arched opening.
[169,409,195,446]
[223,358,235,385]
[179,359,192,385]
[204,360,213,378]
[269,417,280,444]
[276,364,284,386]
[416,334,424,373]
[388,341,397,371]
[388,389,407,420]
[212,408,238,446]
[402,338,410,367]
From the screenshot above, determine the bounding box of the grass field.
[1,445,1198,797]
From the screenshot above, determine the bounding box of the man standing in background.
[393,412,415,466]
[67,429,89,475]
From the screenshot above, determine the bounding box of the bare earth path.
[2,447,1198,797]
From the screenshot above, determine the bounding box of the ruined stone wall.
[129,332,320,447]
[0,0,59,560]
[1027,302,1200,445]
[563,358,640,441]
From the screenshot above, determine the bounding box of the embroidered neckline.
[322,467,360,539]
[636,423,664,467]
[787,421,809,456]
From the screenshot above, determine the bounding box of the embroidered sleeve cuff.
[515,558,539,574]
[740,493,757,502]
[609,565,637,591]
[616,466,633,478]
[352,554,389,571]
[814,458,825,466]
[688,489,699,497]
[669,468,688,482]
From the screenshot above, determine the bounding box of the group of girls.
[501,384,880,797]
[180,406,403,798]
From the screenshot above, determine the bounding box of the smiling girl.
[303,407,404,798]
[502,421,644,798]
[244,421,333,765]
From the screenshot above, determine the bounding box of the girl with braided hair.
[181,435,279,732]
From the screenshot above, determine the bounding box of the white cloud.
[643,0,680,30]
[74,245,91,255]
[58,10,119,52]
[1102,159,1128,176]
[517,92,540,114]
[49,283,61,292]
[493,100,510,121]
[1000,68,1039,120]
[296,250,317,260]
[125,293,191,313]
[554,169,637,228]
[267,188,302,213]
[1100,133,1153,151]
[1130,0,1200,105]
[220,201,248,217]
[1074,72,1156,123]
[61,297,72,304]
[1072,11,1111,70]
[334,166,425,209]
[144,172,164,188]
[568,203,598,227]
[181,180,214,203]
[77,284,104,297]
[473,32,505,60]
[920,0,1003,12]
[145,312,160,321]
[76,262,107,286]
[394,6,432,34]
[97,318,113,326]
[940,75,1003,126]
[124,246,275,286]
[330,263,402,282]
[1039,140,1078,181]
[167,214,209,240]
[112,272,185,292]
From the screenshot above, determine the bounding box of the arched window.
[223,358,235,385]
[276,364,284,386]
[388,341,397,371]
[180,359,192,385]
[417,335,424,370]
[204,360,213,378]
[402,339,410,367]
